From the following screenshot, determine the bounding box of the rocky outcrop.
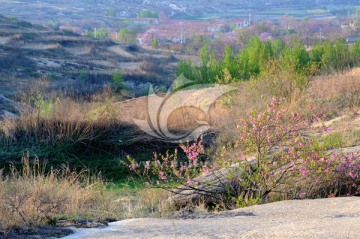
[0,94,19,120]
[64,197,360,239]
[0,94,14,104]
[0,109,18,120]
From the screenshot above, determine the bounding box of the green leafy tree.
[239,37,270,79]
[33,93,58,118]
[208,53,221,83]
[118,28,137,44]
[112,71,127,91]
[151,36,159,49]
[95,28,110,39]
[198,44,210,83]
[333,39,352,72]
[282,40,310,73]
[321,39,352,73]
[84,30,94,38]
[310,41,326,68]
[270,39,286,58]
[106,7,116,17]
[351,40,360,65]
[138,10,158,18]
[222,45,240,80]
[177,60,196,82]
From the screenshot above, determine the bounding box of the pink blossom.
[145,161,151,170]
[349,171,358,180]
[186,177,192,185]
[324,127,333,133]
[159,171,167,181]
[299,192,307,199]
[202,166,211,175]
[129,163,137,171]
[300,167,309,177]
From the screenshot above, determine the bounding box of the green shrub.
[138,10,158,18]
[321,132,344,150]
[111,71,127,91]
[117,28,137,44]
[33,93,58,118]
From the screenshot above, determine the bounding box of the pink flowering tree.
[219,97,359,203]
[317,152,360,196]
[127,97,360,207]
[127,137,212,186]
[234,98,326,201]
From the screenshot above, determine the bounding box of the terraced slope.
[0,15,177,97]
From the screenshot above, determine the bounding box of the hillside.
[0,15,177,99]
[0,9,359,239]
[0,0,358,26]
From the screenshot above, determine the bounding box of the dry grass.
[3,67,358,155]
[310,70,360,116]
[0,155,178,232]
[116,188,175,219]
[1,85,140,149]
[0,155,119,231]
[1,67,359,225]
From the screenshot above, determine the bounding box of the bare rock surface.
[63,197,360,239]
[0,94,18,120]
[0,226,73,239]
[0,110,18,120]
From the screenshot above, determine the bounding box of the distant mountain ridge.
[0,0,358,25]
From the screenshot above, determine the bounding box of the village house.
[235,20,251,29]
[207,26,221,32]
[137,20,212,46]
[130,18,159,25]
[347,35,360,44]
[340,18,357,31]
[349,20,356,31]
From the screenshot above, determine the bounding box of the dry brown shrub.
[0,156,178,232]
[310,72,360,116]
[0,155,119,231]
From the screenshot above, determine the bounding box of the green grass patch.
[307,9,329,14]
[321,132,344,150]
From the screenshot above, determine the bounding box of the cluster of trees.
[138,9,158,18]
[311,39,360,73]
[117,28,137,44]
[84,28,110,39]
[177,37,360,84]
[83,27,138,44]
